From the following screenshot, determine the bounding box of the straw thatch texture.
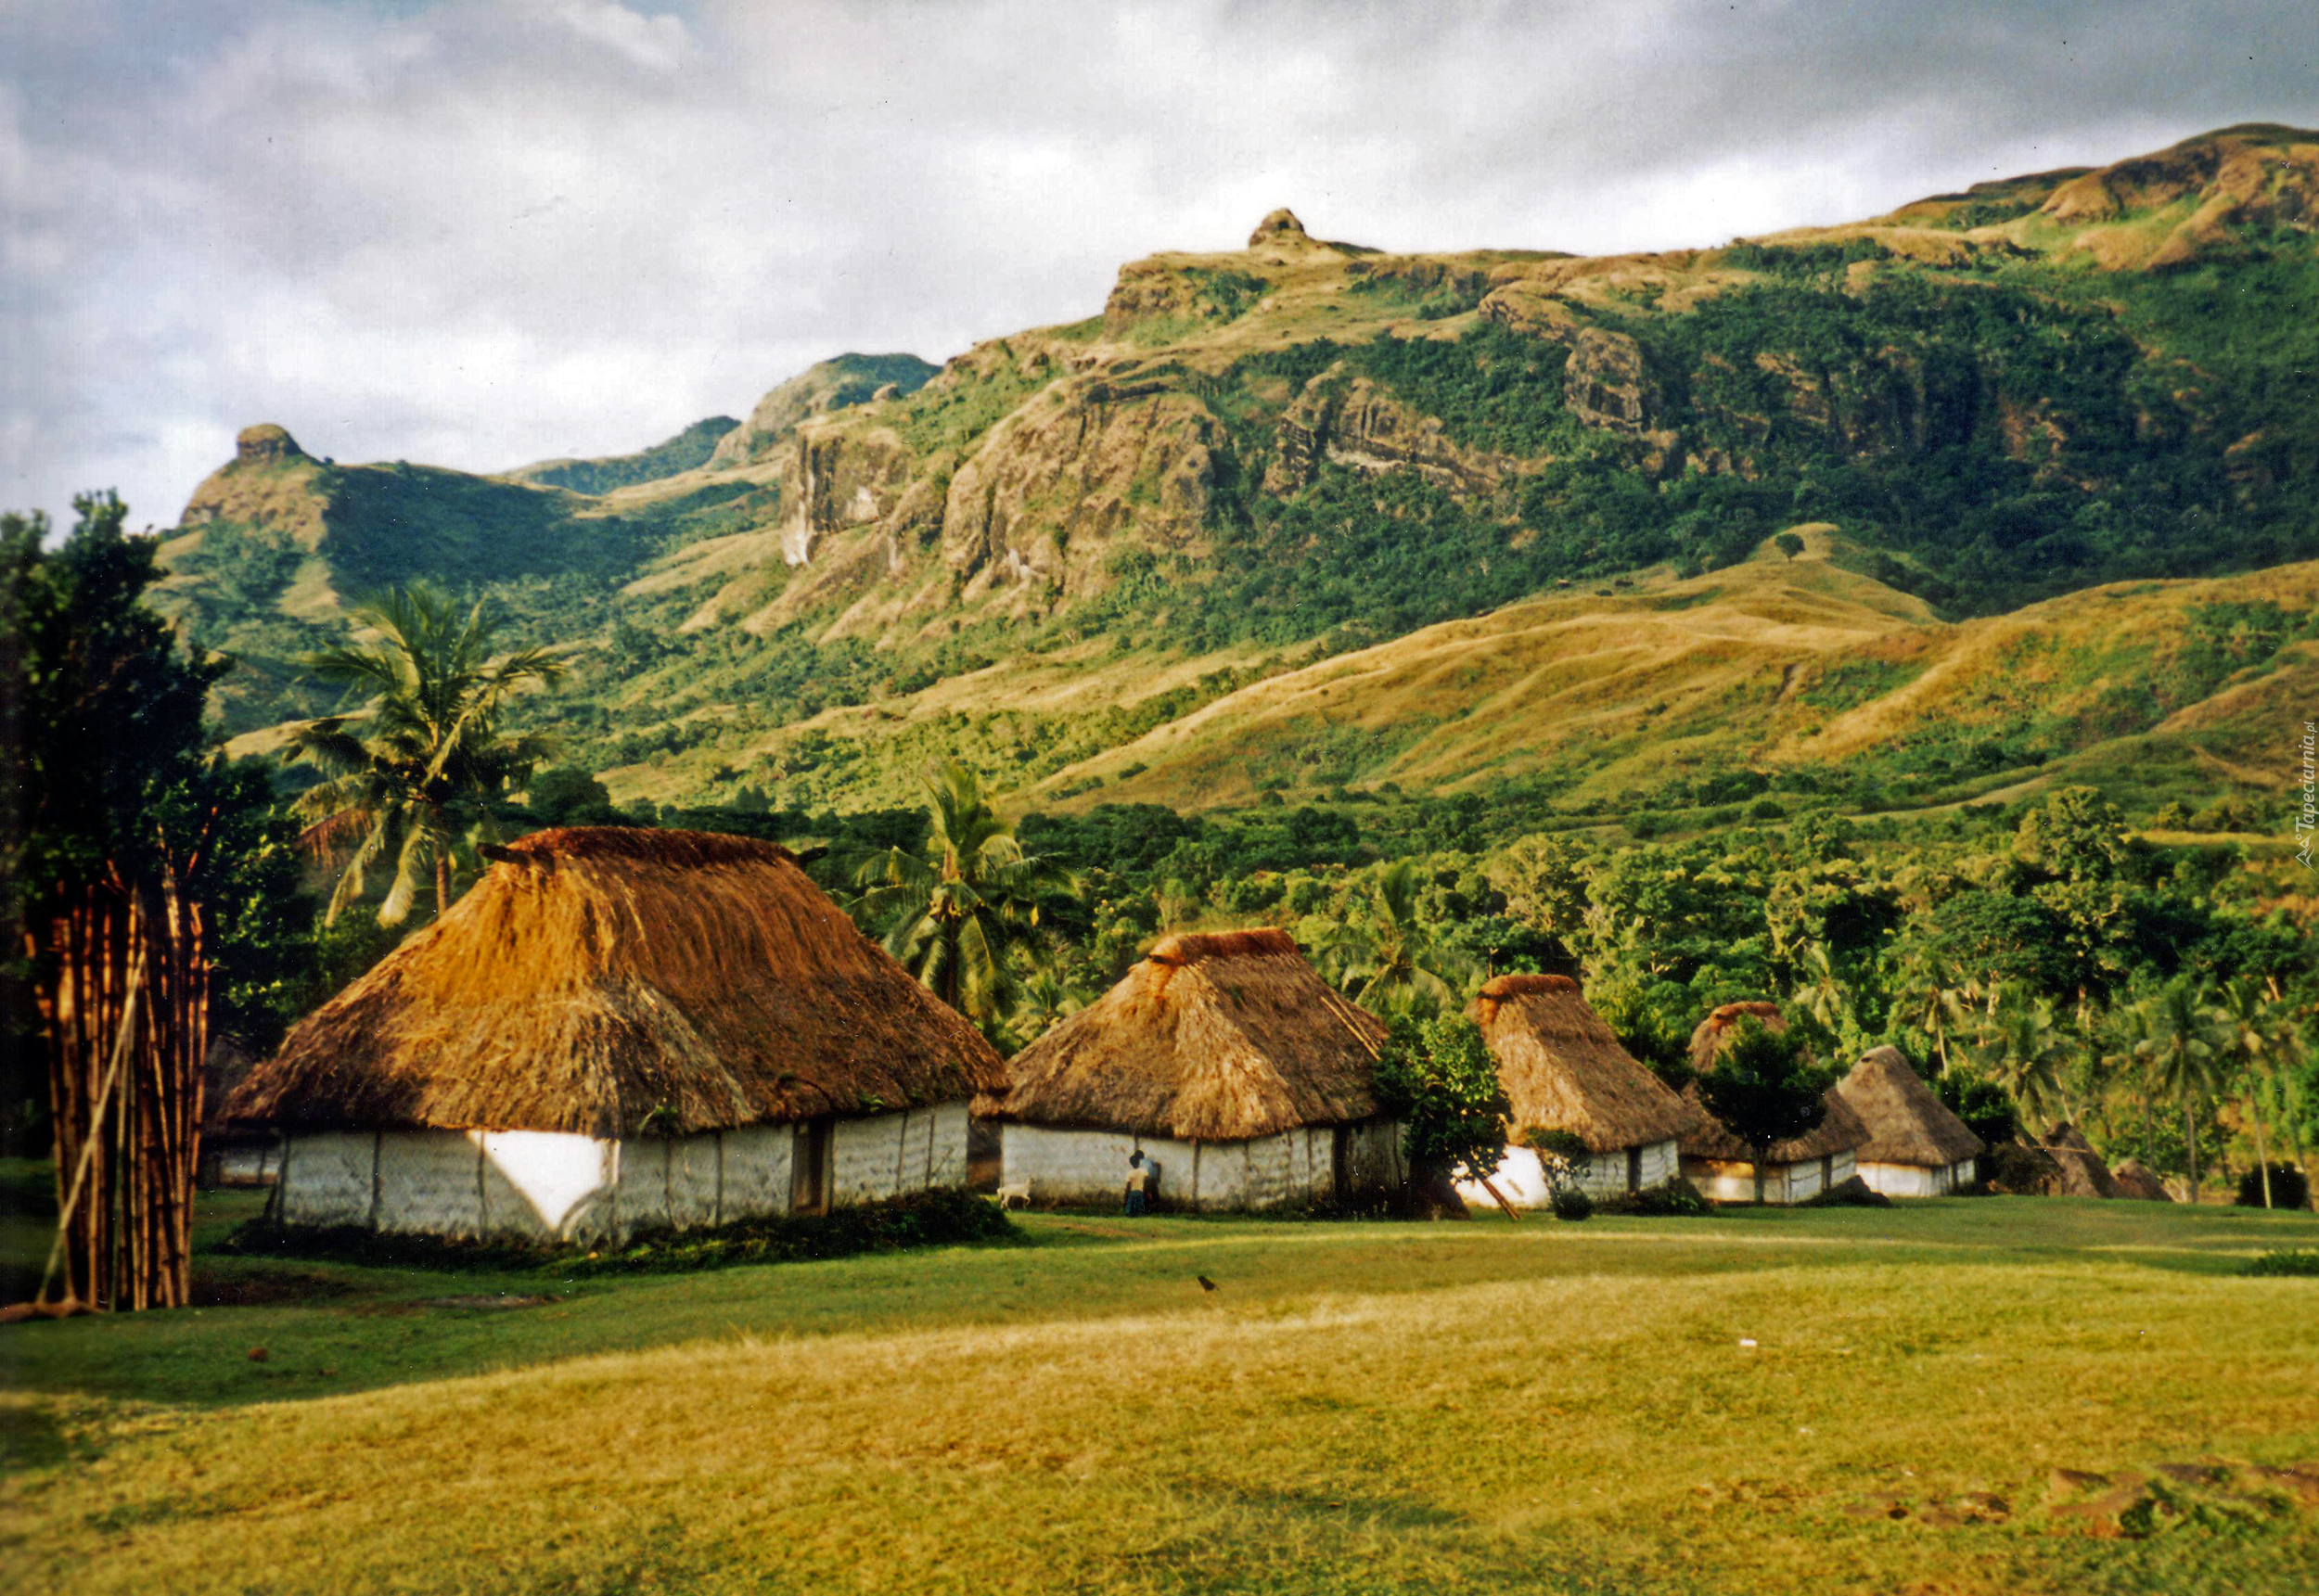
[979,928,1388,1141]
[2037,1123,2122,1198]
[1834,1047,1985,1168]
[2110,1157,2172,1201]
[226,827,1004,1137]
[1470,975,1694,1153]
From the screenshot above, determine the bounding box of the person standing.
[1124,1149,1152,1216]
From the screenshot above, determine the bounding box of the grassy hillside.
[5,1187,2316,1595]
[150,123,2319,819]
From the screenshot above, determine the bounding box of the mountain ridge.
[155,121,2319,824]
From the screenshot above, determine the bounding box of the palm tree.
[2146,977,2227,1203]
[1893,957,1972,1075]
[2099,1000,2160,1163]
[852,762,1072,1032]
[289,585,566,925]
[1325,859,1468,1014]
[1004,964,1089,1052]
[1969,987,2066,1134]
[1788,942,1855,1038]
[2214,979,2288,1208]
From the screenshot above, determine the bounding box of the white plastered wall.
[1858,1156,1973,1197]
[1682,1147,1857,1205]
[276,1103,972,1243]
[1460,1136,1682,1207]
[997,1119,1404,1210]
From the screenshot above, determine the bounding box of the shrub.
[220,1190,1019,1276]
[2235,1164,2312,1210]
[2242,1249,2319,1278]
[1595,1178,1710,1217]
[1550,1186,1595,1221]
[1802,1174,1891,1208]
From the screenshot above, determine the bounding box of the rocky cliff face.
[707,352,938,468]
[1262,365,1512,495]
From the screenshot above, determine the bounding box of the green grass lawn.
[3,1186,2315,1595]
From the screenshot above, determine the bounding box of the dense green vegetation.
[511,415,738,494]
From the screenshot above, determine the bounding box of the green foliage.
[517,416,739,494]
[218,1189,1017,1275]
[1934,1069,2019,1148]
[1595,1178,1711,1217]
[1696,1015,1834,1166]
[288,583,568,925]
[2236,1164,2310,1210]
[1372,1012,1508,1184]
[2241,1248,2319,1277]
[1548,1185,1595,1220]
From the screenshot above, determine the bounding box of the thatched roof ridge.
[980,926,1387,1140]
[2111,1158,2172,1201]
[1468,977,1693,1154]
[1834,1047,1984,1168]
[225,826,1003,1137]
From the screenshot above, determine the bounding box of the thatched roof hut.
[980,928,1387,1141]
[1836,1048,1984,1168]
[2111,1157,2172,1201]
[1470,975,1694,1153]
[1680,1002,1866,1163]
[227,827,1005,1139]
[2037,1124,2122,1199]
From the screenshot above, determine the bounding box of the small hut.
[224,828,1004,1243]
[2036,1124,2122,1199]
[1455,974,1695,1207]
[1679,1002,1868,1204]
[1833,1046,1984,1196]
[977,929,1403,1209]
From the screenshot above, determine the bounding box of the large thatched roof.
[1834,1047,1985,1168]
[225,827,1004,1137]
[978,928,1388,1141]
[1470,975,1694,1154]
[1680,1001,1866,1162]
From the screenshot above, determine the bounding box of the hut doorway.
[793,1117,834,1215]
[1626,1145,1642,1194]
[1330,1126,1350,1203]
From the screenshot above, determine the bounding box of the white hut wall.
[1857,1157,1974,1198]
[830,1102,969,1205]
[719,1124,794,1220]
[481,1130,618,1241]
[277,1132,376,1227]
[1000,1122,1386,1210]
[1461,1136,1681,1208]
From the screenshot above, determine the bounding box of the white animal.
[995,1181,1032,1210]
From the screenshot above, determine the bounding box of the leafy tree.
[2145,977,2227,1201]
[1325,858,1469,1014]
[1933,1068,2019,1149]
[525,766,616,827]
[1695,1014,1833,1204]
[1968,987,2068,1133]
[1372,1011,1508,1200]
[852,762,1073,1033]
[2213,979,2292,1208]
[288,584,567,925]
[1774,530,1806,561]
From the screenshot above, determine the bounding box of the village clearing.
[2,1183,2315,1595]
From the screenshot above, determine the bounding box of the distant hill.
[506,416,740,495]
[155,123,2319,824]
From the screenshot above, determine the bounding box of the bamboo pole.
[37,942,146,1309]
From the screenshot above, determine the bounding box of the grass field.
[3,1187,2316,1595]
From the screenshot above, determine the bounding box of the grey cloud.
[3,0,2314,528]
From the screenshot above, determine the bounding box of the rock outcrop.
[1262,366,1512,495]
[708,353,937,468]
[236,424,307,466]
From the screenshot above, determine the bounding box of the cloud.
[2,0,2314,527]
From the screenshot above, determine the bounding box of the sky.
[4,0,2315,530]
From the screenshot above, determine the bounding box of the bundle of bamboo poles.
[32,863,211,1312]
